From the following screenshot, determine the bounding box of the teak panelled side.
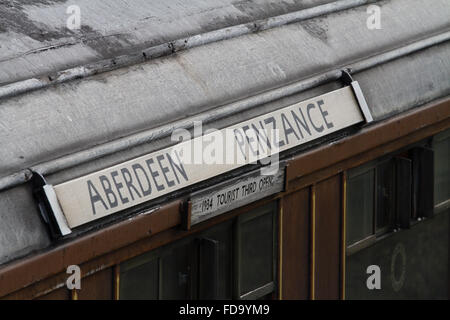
[2,193,281,299]
[36,287,70,300]
[0,201,182,298]
[313,175,342,300]
[281,188,310,299]
[76,268,114,300]
[0,96,449,299]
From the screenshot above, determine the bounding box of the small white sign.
[190,168,285,225]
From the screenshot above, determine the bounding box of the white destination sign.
[52,86,365,229]
[190,168,285,225]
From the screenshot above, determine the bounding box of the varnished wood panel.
[36,287,70,300]
[0,200,181,298]
[282,188,310,299]
[77,268,113,300]
[1,98,448,299]
[314,175,341,300]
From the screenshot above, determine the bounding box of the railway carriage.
[0,0,449,300]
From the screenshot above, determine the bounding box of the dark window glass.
[238,206,275,297]
[411,147,435,218]
[434,133,450,205]
[199,222,233,299]
[376,160,395,232]
[119,203,277,300]
[395,157,412,229]
[346,139,449,300]
[346,209,449,299]
[160,243,193,300]
[347,170,374,245]
[120,255,159,300]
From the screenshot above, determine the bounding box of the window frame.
[433,128,450,213]
[346,165,376,250]
[374,157,397,237]
[345,136,448,256]
[233,202,278,300]
[119,201,279,300]
[119,235,197,300]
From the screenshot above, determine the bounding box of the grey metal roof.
[0,0,450,266]
[0,0,335,86]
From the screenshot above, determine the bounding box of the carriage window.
[346,146,434,248]
[119,239,195,300]
[159,242,194,300]
[434,129,450,207]
[376,160,395,233]
[345,133,449,299]
[119,202,277,300]
[120,252,159,300]
[411,147,434,219]
[347,169,374,246]
[198,221,233,299]
[346,159,399,248]
[236,203,277,299]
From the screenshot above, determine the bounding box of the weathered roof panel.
[0,0,334,85]
[0,184,51,265]
[1,0,449,177]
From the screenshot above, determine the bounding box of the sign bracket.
[341,69,373,123]
[31,172,72,238]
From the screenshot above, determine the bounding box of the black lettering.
[241,181,257,196]
[234,129,247,160]
[157,154,175,188]
[132,163,152,196]
[167,151,188,184]
[99,175,118,208]
[317,99,334,129]
[259,176,274,190]
[121,168,141,201]
[216,188,239,206]
[146,158,165,191]
[251,122,271,154]
[87,180,108,215]
[243,125,258,157]
[264,116,284,147]
[111,170,129,204]
[291,108,311,138]
[307,103,324,133]
[281,112,299,144]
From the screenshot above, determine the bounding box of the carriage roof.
[0,0,449,265]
